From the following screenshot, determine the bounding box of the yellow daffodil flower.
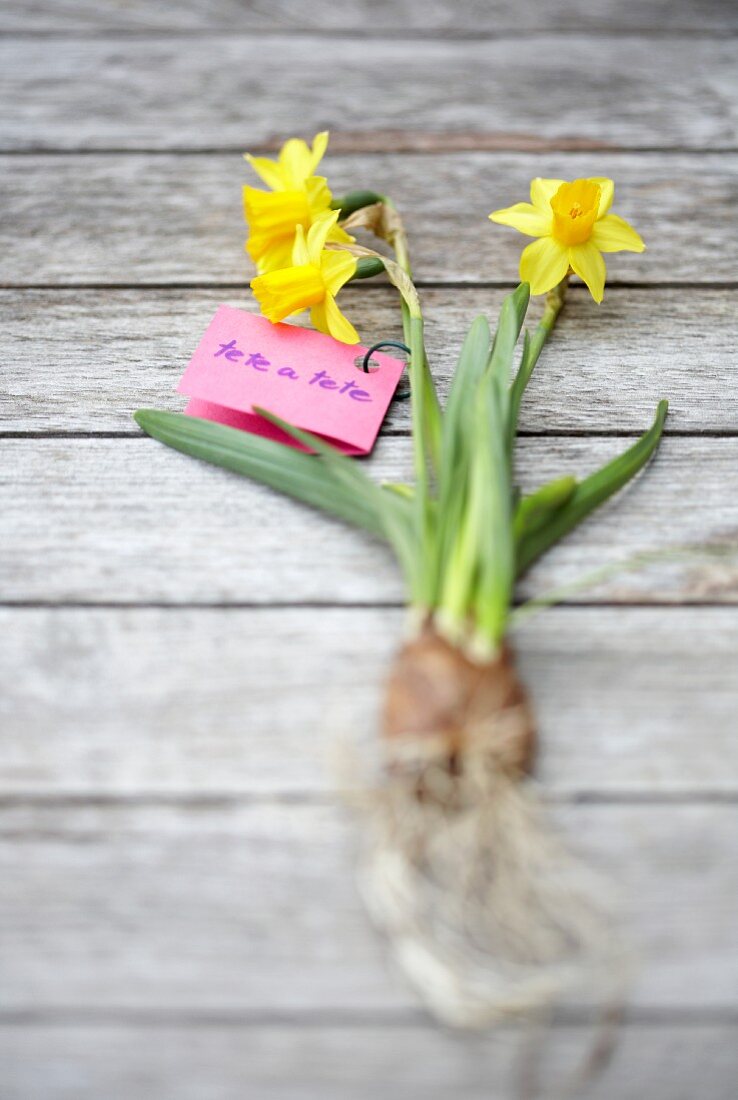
[244,131,353,274]
[489,177,645,302]
[246,131,329,191]
[251,210,359,344]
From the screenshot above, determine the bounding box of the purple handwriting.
[214,340,372,402]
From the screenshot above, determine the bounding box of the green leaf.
[255,408,428,599]
[432,315,492,602]
[487,282,530,387]
[133,409,385,537]
[442,315,492,455]
[513,475,577,543]
[516,399,669,575]
[507,278,567,454]
[471,369,514,645]
[134,408,426,603]
[382,482,414,500]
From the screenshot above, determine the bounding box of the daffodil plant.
[139,134,665,655]
[134,134,669,1026]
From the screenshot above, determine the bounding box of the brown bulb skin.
[382,627,536,777]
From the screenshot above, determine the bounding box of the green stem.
[507,276,568,453]
[383,197,442,472]
[408,313,434,605]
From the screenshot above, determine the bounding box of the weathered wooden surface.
[1,288,735,434]
[1,37,736,151]
[2,152,736,284]
[14,1023,738,1100]
[4,0,737,34]
[2,1022,737,1100]
[2,2,737,1097]
[0,801,736,1012]
[0,606,736,796]
[1,436,736,604]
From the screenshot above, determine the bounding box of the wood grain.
[0,38,735,151]
[0,287,735,434]
[0,606,735,797]
[1,5,736,1094]
[1,436,735,605]
[2,1022,737,1100]
[3,0,737,34]
[0,801,736,1012]
[1,152,736,285]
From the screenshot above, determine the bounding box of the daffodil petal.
[530,178,565,211]
[291,224,310,267]
[568,241,607,303]
[591,213,645,253]
[590,177,615,218]
[323,293,359,344]
[306,209,340,265]
[279,138,314,187]
[519,236,569,295]
[329,223,355,247]
[244,154,286,191]
[305,174,332,213]
[310,300,328,334]
[321,250,357,296]
[489,202,551,237]
[309,131,329,174]
[250,236,295,274]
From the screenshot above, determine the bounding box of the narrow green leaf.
[252,406,424,582]
[133,409,384,536]
[432,316,492,602]
[382,482,415,500]
[516,400,669,575]
[487,282,530,387]
[513,475,577,543]
[472,370,514,645]
[134,409,428,602]
[442,315,492,453]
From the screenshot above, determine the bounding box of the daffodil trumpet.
[135,143,668,1030]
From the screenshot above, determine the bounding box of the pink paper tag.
[177,306,406,454]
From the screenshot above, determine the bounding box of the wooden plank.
[1,152,735,284]
[0,38,735,151]
[0,436,736,605]
[2,1021,737,1100]
[3,0,737,34]
[0,801,735,1011]
[0,287,735,434]
[0,606,735,797]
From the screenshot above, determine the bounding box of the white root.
[355,749,631,1032]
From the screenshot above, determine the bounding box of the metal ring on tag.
[354,341,412,401]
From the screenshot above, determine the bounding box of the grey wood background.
[0,2,737,1098]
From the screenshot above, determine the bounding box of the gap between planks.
[2,27,737,40]
[0,791,736,808]
[2,281,736,289]
[1,1006,736,1027]
[3,145,738,156]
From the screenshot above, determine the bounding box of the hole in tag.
[354,354,380,373]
